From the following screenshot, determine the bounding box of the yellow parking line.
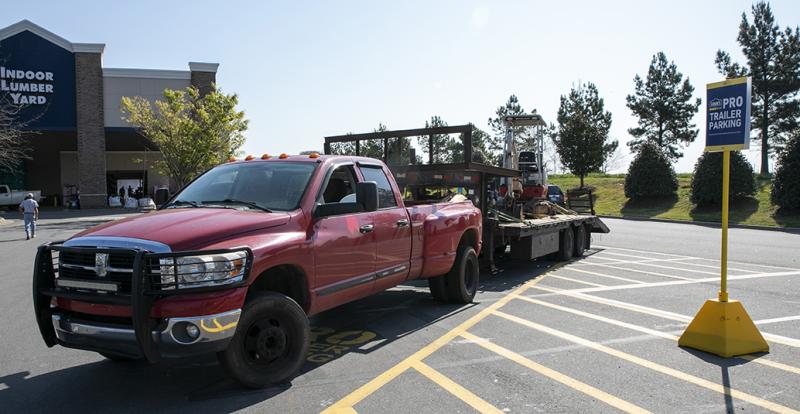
[320,272,552,413]
[412,361,503,414]
[513,295,800,376]
[492,310,800,414]
[549,274,607,287]
[530,285,800,349]
[460,331,652,414]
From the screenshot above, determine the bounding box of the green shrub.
[624,141,678,199]
[690,151,755,205]
[771,133,800,209]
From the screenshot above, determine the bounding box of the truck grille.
[57,250,136,294]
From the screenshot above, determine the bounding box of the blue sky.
[5,1,799,172]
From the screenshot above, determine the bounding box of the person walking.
[18,193,39,240]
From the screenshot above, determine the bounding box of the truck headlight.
[158,250,248,289]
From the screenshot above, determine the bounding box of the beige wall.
[103,75,191,128]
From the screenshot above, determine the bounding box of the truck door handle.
[396,219,410,227]
[359,224,374,234]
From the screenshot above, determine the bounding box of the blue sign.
[705,77,751,152]
[0,30,76,130]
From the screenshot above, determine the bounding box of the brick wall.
[74,52,107,208]
[190,71,216,96]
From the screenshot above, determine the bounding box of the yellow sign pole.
[719,150,729,302]
[678,148,768,357]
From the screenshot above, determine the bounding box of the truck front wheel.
[218,292,310,388]
[445,245,480,303]
[428,274,450,302]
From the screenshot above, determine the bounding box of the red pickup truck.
[33,154,482,387]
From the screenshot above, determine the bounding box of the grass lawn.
[549,173,800,228]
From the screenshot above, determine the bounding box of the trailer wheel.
[573,225,587,257]
[584,223,592,250]
[445,245,480,303]
[428,275,450,302]
[218,292,309,388]
[557,227,575,261]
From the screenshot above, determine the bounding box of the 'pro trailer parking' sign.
[705,76,751,152]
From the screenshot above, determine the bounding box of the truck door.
[358,164,412,292]
[312,164,377,309]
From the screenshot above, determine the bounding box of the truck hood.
[71,208,291,251]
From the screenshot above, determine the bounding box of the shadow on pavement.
[680,346,764,414]
[0,281,517,412]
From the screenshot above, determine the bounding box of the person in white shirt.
[18,193,39,240]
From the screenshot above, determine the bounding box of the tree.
[359,123,387,159]
[690,151,756,205]
[716,1,800,175]
[553,82,616,188]
[602,141,626,174]
[542,124,563,174]
[0,97,31,172]
[771,130,800,209]
[624,141,678,199]
[487,95,536,164]
[626,52,702,161]
[418,116,462,163]
[121,85,248,188]
[469,126,495,164]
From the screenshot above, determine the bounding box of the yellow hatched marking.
[492,310,800,414]
[461,331,652,414]
[514,295,800,376]
[320,272,551,413]
[412,361,503,414]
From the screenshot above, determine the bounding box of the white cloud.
[471,6,489,28]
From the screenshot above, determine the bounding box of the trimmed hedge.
[690,151,755,205]
[624,141,678,199]
[771,134,800,209]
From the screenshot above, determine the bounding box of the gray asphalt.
[0,213,798,413]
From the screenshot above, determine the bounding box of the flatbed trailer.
[323,124,610,269]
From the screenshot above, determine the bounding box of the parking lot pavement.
[1,217,799,413]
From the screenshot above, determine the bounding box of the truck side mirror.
[356,181,378,212]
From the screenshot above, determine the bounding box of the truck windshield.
[167,162,316,212]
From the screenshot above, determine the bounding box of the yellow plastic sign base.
[678,299,769,358]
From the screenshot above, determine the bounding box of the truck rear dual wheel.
[218,292,310,388]
[428,245,479,304]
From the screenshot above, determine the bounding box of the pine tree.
[771,130,800,209]
[716,1,800,175]
[553,82,616,188]
[487,95,537,164]
[626,52,701,161]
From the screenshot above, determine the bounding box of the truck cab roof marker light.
[244,155,255,161]
[261,154,271,160]
[279,153,289,159]
[227,156,237,163]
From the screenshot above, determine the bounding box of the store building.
[0,20,219,207]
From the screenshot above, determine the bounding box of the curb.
[598,215,800,234]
